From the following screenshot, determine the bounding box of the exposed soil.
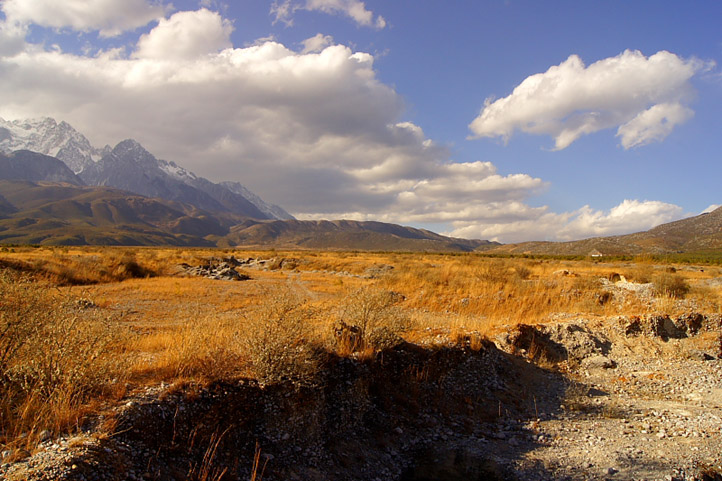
[2,314,721,481]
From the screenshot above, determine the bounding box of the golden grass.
[1,246,721,454]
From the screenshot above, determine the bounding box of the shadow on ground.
[54,337,579,481]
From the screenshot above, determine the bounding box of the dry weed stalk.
[0,270,128,453]
[250,442,268,481]
[187,428,231,481]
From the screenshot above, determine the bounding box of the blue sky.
[0,0,720,242]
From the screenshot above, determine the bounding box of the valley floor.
[1,249,721,480]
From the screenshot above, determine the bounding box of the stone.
[647,315,686,339]
[582,355,616,370]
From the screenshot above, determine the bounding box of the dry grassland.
[1,246,721,458]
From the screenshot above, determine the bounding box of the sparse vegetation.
[0,271,128,456]
[238,289,322,386]
[1,245,721,458]
[335,286,409,354]
[652,272,690,298]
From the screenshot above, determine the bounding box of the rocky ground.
[496,315,722,481]
[2,310,721,481]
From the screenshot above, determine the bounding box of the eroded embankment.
[4,340,566,481]
[4,314,722,481]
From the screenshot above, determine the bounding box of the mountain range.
[0,117,292,221]
[0,117,495,250]
[0,117,719,254]
[0,177,495,250]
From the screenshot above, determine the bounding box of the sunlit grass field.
[2,245,721,457]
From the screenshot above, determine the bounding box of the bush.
[475,259,512,284]
[335,287,409,353]
[0,270,128,451]
[238,289,320,386]
[652,272,690,299]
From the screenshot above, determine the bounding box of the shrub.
[652,272,690,299]
[624,265,654,284]
[0,270,128,452]
[335,287,409,353]
[475,259,512,284]
[238,289,321,386]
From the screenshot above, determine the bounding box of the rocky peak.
[0,116,103,173]
[108,139,161,169]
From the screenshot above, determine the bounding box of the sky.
[0,0,720,243]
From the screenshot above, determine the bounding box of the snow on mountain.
[220,181,294,220]
[0,117,107,173]
[0,117,294,221]
[160,160,198,182]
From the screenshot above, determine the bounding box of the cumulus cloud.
[469,50,707,150]
[301,33,334,54]
[134,9,233,59]
[271,0,386,29]
[616,102,693,149]
[0,7,687,244]
[448,200,684,243]
[1,0,167,37]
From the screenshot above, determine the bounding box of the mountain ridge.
[0,180,496,250]
[484,207,722,256]
[0,117,293,221]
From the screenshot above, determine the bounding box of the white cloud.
[301,33,334,54]
[469,50,706,150]
[135,9,233,59]
[448,200,684,243]
[0,17,27,56]
[271,0,386,29]
[0,8,689,244]
[1,0,167,37]
[702,204,721,214]
[616,102,693,149]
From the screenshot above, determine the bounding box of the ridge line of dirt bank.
[3,315,721,481]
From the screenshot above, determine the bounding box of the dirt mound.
[499,322,611,364]
[4,318,721,481]
[3,341,565,481]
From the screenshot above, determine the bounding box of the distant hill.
[0,180,226,246]
[0,180,497,250]
[0,150,83,185]
[226,219,497,252]
[485,207,722,256]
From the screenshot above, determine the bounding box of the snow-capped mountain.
[0,117,294,221]
[0,117,108,173]
[79,139,270,218]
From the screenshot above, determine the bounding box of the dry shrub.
[475,258,513,285]
[0,247,159,285]
[514,265,532,281]
[238,289,321,386]
[0,270,128,452]
[105,250,153,280]
[152,313,240,380]
[335,287,409,354]
[652,272,690,299]
[624,265,654,284]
